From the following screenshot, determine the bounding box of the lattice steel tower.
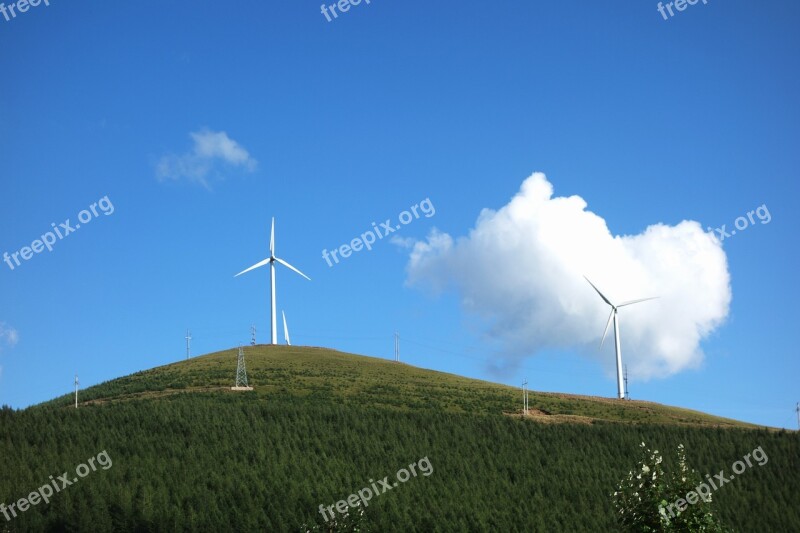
[232,346,253,390]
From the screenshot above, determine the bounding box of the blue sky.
[1,0,798,429]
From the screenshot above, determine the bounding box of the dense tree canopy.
[1,394,798,532]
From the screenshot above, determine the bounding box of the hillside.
[57,346,762,428]
[1,346,798,531]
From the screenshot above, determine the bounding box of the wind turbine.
[584,276,657,400]
[282,311,291,346]
[235,218,310,345]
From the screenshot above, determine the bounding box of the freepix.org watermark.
[320,0,372,22]
[318,456,433,523]
[659,445,768,519]
[707,203,771,244]
[321,198,435,267]
[0,0,52,23]
[1,450,113,523]
[657,0,708,21]
[3,195,114,272]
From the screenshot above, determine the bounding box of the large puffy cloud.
[404,173,731,380]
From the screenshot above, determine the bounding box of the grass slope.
[67,346,760,428]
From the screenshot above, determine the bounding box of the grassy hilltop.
[1,346,798,531]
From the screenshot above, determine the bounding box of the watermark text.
[1,450,112,523]
[1,0,52,23]
[318,456,432,522]
[657,0,708,21]
[3,195,115,272]
[322,198,435,267]
[707,203,770,244]
[659,445,767,519]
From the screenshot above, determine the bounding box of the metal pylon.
[235,346,249,388]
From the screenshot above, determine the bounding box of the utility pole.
[251,324,257,346]
[796,402,799,430]
[522,379,529,415]
[394,332,400,362]
[74,374,79,409]
[624,365,629,400]
[185,329,192,360]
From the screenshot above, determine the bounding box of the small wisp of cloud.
[0,323,19,351]
[0,322,19,381]
[156,129,257,189]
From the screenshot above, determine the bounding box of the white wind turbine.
[282,311,291,346]
[584,276,657,400]
[235,218,310,345]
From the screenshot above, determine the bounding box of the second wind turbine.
[585,277,657,400]
[235,218,310,345]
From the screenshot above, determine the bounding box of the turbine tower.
[282,311,291,346]
[235,218,310,345]
[522,379,529,415]
[585,277,657,400]
[624,364,629,400]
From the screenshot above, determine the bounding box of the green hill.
[1,346,798,532]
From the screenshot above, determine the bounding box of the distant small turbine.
[584,276,657,400]
[235,218,310,345]
[282,311,291,346]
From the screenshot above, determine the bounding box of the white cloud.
[0,323,19,377]
[156,129,257,188]
[403,172,731,380]
[0,323,19,350]
[390,236,417,249]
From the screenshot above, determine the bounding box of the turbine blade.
[283,311,291,346]
[234,258,270,277]
[584,276,613,307]
[600,310,614,348]
[617,296,659,308]
[275,257,311,281]
[270,217,275,256]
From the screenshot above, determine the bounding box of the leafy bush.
[613,443,727,532]
[302,503,369,532]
